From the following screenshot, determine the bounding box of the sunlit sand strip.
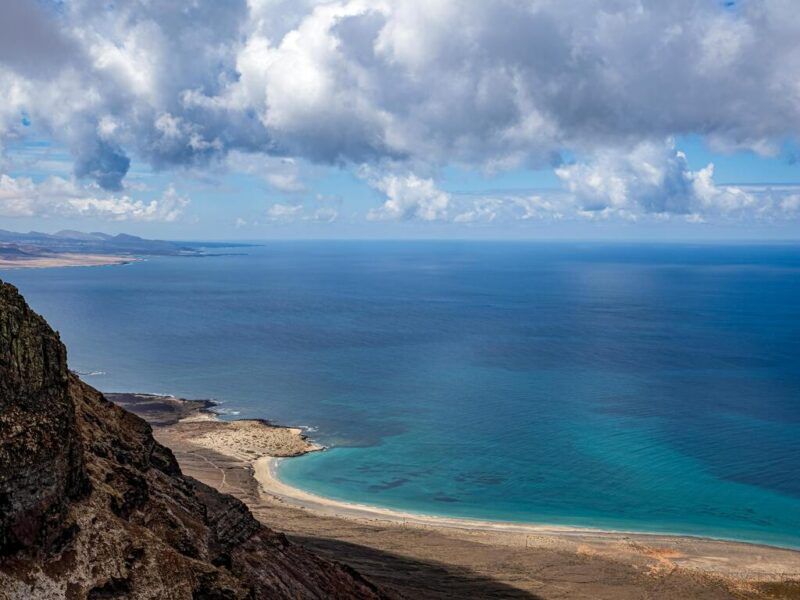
[255,456,678,537]
[0,253,137,269]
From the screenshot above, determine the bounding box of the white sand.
[0,253,136,269]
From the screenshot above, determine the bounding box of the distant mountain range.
[0,229,251,261]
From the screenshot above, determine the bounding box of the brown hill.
[0,280,387,599]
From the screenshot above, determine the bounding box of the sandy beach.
[255,456,779,540]
[120,393,800,599]
[0,253,136,269]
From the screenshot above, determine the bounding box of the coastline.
[0,253,138,269]
[118,392,800,598]
[107,391,323,458]
[257,456,800,551]
[258,456,644,536]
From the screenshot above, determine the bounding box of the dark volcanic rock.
[0,283,88,557]
[0,281,387,599]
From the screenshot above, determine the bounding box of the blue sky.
[4,133,799,241]
[1,1,799,241]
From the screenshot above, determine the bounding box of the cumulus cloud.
[0,0,253,190]
[366,141,800,225]
[554,140,764,220]
[3,2,800,180]
[2,0,800,225]
[557,143,690,215]
[0,175,188,222]
[366,173,450,221]
[68,185,189,222]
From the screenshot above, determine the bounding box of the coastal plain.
[0,253,135,269]
[118,393,800,600]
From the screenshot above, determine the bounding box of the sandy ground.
[159,418,322,461]
[0,253,135,269]
[121,394,800,599]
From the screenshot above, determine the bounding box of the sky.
[1,0,800,241]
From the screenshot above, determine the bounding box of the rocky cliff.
[0,281,386,599]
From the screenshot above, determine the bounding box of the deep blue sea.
[3,242,800,548]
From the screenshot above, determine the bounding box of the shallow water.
[4,242,800,547]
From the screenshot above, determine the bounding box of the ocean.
[4,242,800,548]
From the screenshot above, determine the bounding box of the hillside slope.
[0,280,386,599]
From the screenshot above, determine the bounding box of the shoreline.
[122,390,799,550]
[0,253,138,269]
[116,392,800,598]
[258,455,800,553]
[107,391,323,458]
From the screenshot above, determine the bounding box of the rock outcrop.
[0,281,386,599]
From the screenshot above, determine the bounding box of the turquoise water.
[3,242,800,548]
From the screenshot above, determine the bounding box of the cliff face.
[0,281,385,599]
[0,283,87,557]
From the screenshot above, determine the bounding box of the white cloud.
[265,201,338,223]
[1,1,800,228]
[557,142,692,215]
[446,194,569,224]
[554,140,765,220]
[67,185,189,222]
[362,143,800,225]
[451,195,567,224]
[266,202,303,221]
[0,175,188,222]
[780,194,800,215]
[227,151,307,192]
[688,163,756,216]
[452,198,503,224]
[3,1,800,186]
[266,171,304,193]
[366,173,450,221]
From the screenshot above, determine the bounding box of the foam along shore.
[117,393,800,598]
[255,456,800,546]
[126,391,614,535]
[256,456,626,535]
[0,252,137,269]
